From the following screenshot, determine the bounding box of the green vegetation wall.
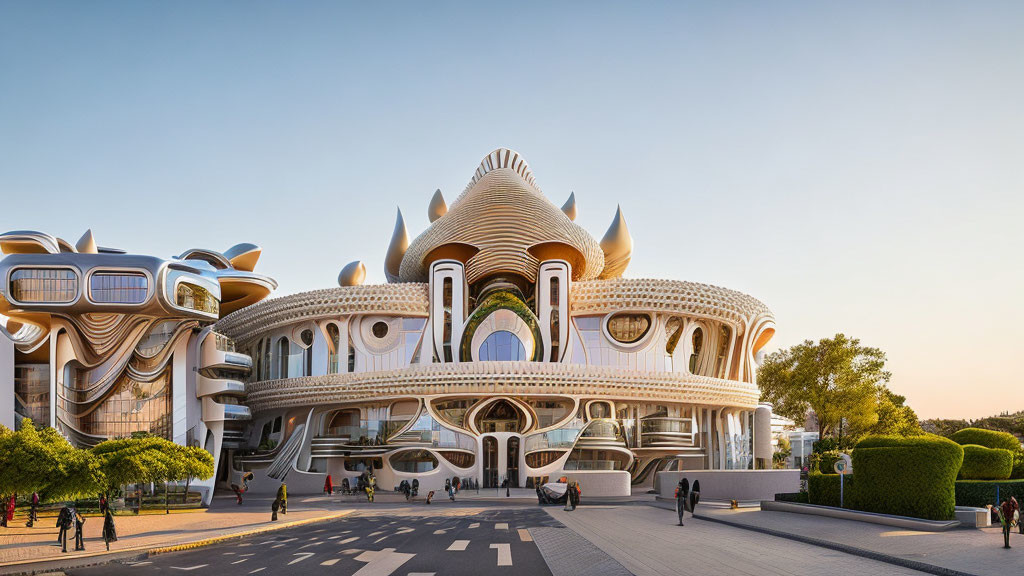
[955,480,1024,507]
[949,428,1020,452]
[959,445,1013,480]
[851,435,963,521]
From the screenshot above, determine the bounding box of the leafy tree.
[758,334,889,441]
[176,446,214,505]
[93,435,175,499]
[773,435,792,469]
[0,419,102,503]
[864,388,923,437]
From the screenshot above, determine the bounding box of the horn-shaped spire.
[384,208,409,283]
[338,260,367,286]
[428,189,447,222]
[75,229,98,254]
[561,192,577,221]
[224,243,261,271]
[599,205,632,279]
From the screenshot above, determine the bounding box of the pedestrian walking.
[276,483,287,515]
[1,494,14,527]
[271,498,280,522]
[102,508,117,551]
[73,508,86,551]
[27,492,39,527]
[324,474,333,495]
[56,504,72,553]
[98,494,108,515]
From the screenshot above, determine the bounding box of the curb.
[0,511,352,576]
[691,512,977,576]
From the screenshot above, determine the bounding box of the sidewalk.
[0,495,349,573]
[694,505,1020,576]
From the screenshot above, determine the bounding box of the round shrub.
[959,444,1013,480]
[949,428,1021,452]
[851,434,963,521]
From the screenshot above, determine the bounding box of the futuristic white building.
[0,148,777,498]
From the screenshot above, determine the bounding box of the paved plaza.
[1,494,1021,575]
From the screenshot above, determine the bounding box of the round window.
[606,313,651,344]
[371,321,389,339]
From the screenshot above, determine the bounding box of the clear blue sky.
[2,1,1021,419]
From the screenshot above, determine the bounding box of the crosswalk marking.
[339,536,360,544]
[518,528,533,542]
[495,523,508,530]
[231,559,248,564]
[171,566,209,571]
[321,559,339,566]
[128,561,152,566]
[490,543,513,566]
[395,527,415,535]
[432,529,446,535]
[468,522,479,529]
[342,549,363,555]
[248,569,265,574]
[352,548,414,576]
[369,530,384,537]
[288,552,316,565]
[447,540,470,551]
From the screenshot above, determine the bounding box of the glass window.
[14,364,49,427]
[176,283,219,315]
[277,338,289,379]
[136,320,178,358]
[689,327,704,373]
[389,449,438,473]
[300,329,313,377]
[371,321,389,339]
[326,323,341,374]
[89,272,148,304]
[665,317,683,354]
[607,313,651,344]
[10,268,78,303]
[478,330,526,361]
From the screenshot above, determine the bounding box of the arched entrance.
[476,399,526,433]
[507,437,520,486]
[483,436,499,488]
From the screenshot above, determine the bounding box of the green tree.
[758,334,889,441]
[864,388,923,437]
[176,445,214,505]
[93,435,175,506]
[773,435,792,469]
[0,419,102,503]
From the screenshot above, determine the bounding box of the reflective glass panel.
[89,272,148,303]
[10,268,78,303]
[478,330,526,361]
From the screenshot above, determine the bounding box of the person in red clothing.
[324,474,334,495]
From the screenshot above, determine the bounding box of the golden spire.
[599,205,632,279]
[561,192,577,221]
[384,208,409,283]
[75,229,98,254]
[428,189,448,222]
[338,260,367,286]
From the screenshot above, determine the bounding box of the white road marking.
[171,566,209,571]
[277,537,298,543]
[368,530,384,537]
[339,536,360,544]
[231,559,248,564]
[223,552,236,555]
[407,573,435,576]
[518,528,533,542]
[447,540,470,551]
[490,543,512,566]
[395,527,414,535]
[468,522,479,529]
[495,523,508,530]
[300,541,323,549]
[289,552,316,565]
[352,548,414,576]
[240,553,255,557]
[321,558,339,566]
[129,561,152,566]
[248,569,265,574]
[328,534,344,540]
[374,536,389,543]
[342,549,362,555]
[432,529,446,535]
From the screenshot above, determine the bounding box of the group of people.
[271,483,287,521]
[55,498,118,553]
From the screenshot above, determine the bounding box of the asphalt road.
[68,507,558,576]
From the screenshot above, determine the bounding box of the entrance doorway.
[483,436,499,488]
[507,437,520,486]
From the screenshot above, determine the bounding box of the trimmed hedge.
[949,428,1021,452]
[955,479,1024,507]
[808,473,854,508]
[775,492,809,504]
[851,435,963,521]
[959,445,1013,480]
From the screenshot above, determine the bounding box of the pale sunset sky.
[1,1,1021,419]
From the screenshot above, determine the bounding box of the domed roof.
[397,148,605,284]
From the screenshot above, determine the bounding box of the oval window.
[478,331,526,361]
[371,321,389,339]
[607,313,651,344]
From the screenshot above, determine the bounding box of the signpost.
[833,453,852,508]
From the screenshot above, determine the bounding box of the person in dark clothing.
[98,494,108,515]
[56,504,73,552]
[27,492,39,527]
[276,483,287,515]
[102,509,117,551]
[271,498,280,522]
[73,509,86,551]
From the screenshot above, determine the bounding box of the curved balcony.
[201,333,252,375]
[202,397,251,422]
[311,435,350,458]
[197,375,246,398]
[640,417,696,447]
[525,428,580,453]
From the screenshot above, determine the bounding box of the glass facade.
[14,364,49,427]
[10,268,78,303]
[478,330,526,361]
[175,282,219,315]
[89,272,148,304]
[607,313,651,344]
[70,372,172,439]
[136,320,178,357]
